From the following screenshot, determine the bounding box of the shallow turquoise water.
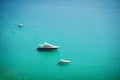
[0,0,120,80]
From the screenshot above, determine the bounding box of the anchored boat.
[58,59,71,65]
[17,24,23,27]
[37,43,59,51]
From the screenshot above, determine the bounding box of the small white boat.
[58,59,71,64]
[17,24,23,27]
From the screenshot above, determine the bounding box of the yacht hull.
[37,47,58,51]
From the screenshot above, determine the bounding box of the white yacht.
[37,43,59,51]
[58,59,71,64]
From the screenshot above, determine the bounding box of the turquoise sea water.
[0,0,120,80]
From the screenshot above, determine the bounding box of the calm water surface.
[0,0,120,80]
